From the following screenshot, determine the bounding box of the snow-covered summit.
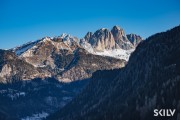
[12,34,79,56]
[12,40,40,56]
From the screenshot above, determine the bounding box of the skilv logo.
[154,109,176,117]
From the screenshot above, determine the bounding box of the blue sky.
[0,0,180,49]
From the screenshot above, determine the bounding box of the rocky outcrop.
[83,26,142,51]
[59,48,125,82]
[84,32,93,43]
[85,28,116,51]
[0,50,50,83]
[15,35,79,68]
[127,33,143,46]
[111,26,134,50]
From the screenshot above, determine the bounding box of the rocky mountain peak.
[84,32,93,42]
[111,25,126,38]
[0,50,49,83]
[59,33,78,45]
[94,28,111,37]
[81,25,144,60]
[0,49,16,61]
[127,33,143,46]
[83,25,141,51]
[111,26,134,50]
[99,28,108,31]
[60,33,69,38]
[88,28,115,51]
[112,25,121,31]
[111,26,127,41]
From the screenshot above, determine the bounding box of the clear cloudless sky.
[0,0,180,49]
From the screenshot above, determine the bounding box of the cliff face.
[48,26,180,120]
[84,26,143,51]
[82,26,143,61]
[59,48,125,82]
[111,26,134,49]
[0,50,49,83]
[127,33,143,46]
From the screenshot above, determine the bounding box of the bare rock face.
[111,26,126,41]
[0,64,12,81]
[84,32,93,43]
[0,50,50,83]
[127,33,143,46]
[59,48,125,82]
[86,28,116,51]
[16,35,80,69]
[111,26,134,50]
[83,26,142,52]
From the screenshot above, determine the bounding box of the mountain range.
[0,25,143,119]
[0,25,142,83]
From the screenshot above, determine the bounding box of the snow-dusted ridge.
[94,49,134,61]
[12,40,40,55]
[80,38,135,61]
[12,33,77,56]
[11,30,138,61]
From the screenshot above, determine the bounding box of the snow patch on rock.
[21,112,48,120]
